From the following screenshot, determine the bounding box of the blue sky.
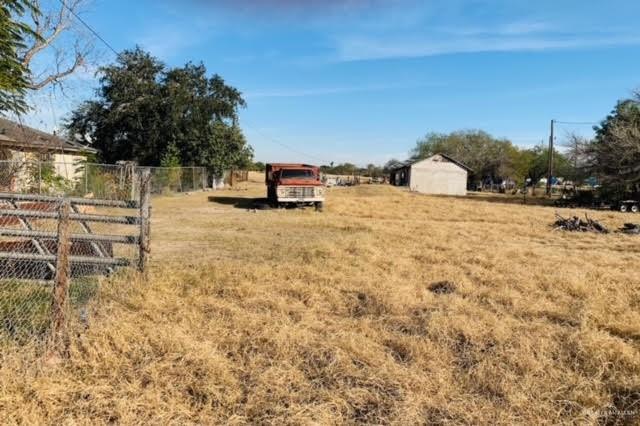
[24,0,640,165]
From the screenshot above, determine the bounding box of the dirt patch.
[384,338,413,364]
[384,309,430,337]
[452,333,496,372]
[429,281,457,295]
[347,291,388,318]
[347,379,401,424]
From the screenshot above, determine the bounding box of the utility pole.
[546,119,555,196]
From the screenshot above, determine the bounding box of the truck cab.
[265,163,325,210]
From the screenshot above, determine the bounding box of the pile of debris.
[553,213,609,234]
[620,223,640,235]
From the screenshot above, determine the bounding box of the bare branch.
[28,51,84,90]
[21,0,72,67]
[18,0,94,92]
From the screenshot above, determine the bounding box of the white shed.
[404,154,471,196]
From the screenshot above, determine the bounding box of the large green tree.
[0,0,38,114]
[514,144,570,194]
[588,97,640,195]
[411,130,518,183]
[320,163,359,175]
[161,62,251,172]
[67,48,165,164]
[383,158,403,174]
[66,47,253,176]
[405,129,575,193]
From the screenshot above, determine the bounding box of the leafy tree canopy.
[318,163,384,177]
[411,130,519,183]
[588,96,640,195]
[515,144,570,193]
[383,159,404,173]
[249,161,266,172]
[406,129,573,190]
[66,47,253,176]
[0,0,39,114]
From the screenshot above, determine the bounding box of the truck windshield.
[280,169,316,179]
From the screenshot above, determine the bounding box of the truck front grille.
[284,187,315,198]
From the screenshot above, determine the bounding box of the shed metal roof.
[390,153,473,173]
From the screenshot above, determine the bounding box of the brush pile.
[553,213,609,233]
[620,223,640,235]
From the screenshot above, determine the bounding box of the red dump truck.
[265,163,325,211]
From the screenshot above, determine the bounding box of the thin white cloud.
[246,82,442,98]
[135,14,218,60]
[247,87,357,98]
[137,28,200,59]
[336,33,640,61]
[441,20,554,37]
[501,21,551,35]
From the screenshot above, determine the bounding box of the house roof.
[387,160,413,171]
[435,153,474,172]
[0,117,97,154]
[390,153,473,173]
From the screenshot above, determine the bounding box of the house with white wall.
[0,117,96,191]
[389,154,472,196]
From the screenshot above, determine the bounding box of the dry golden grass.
[1,172,640,424]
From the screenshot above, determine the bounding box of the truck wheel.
[632,204,639,213]
[315,202,324,212]
[620,204,628,213]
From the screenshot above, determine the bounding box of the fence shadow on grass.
[207,196,266,209]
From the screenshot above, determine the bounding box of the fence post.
[138,169,151,273]
[127,162,137,201]
[49,199,71,356]
[38,161,42,194]
[84,163,89,195]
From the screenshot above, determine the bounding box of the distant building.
[0,117,96,190]
[389,154,472,196]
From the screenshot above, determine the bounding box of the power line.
[554,120,599,126]
[243,120,330,164]
[57,0,119,57]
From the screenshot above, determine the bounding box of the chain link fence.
[0,164,151,346]
[147,166,208,194]
[0,160,209,198]
[0,196,63,342]
[0,159,211,345]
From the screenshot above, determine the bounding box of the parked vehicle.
[555,188,638,213]
[265,163,325,211]
[554,188,611,209]
[618,199,640,213]
[324,176,337,187]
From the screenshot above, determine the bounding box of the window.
[280,169,315,179]
[39,152,54,162]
